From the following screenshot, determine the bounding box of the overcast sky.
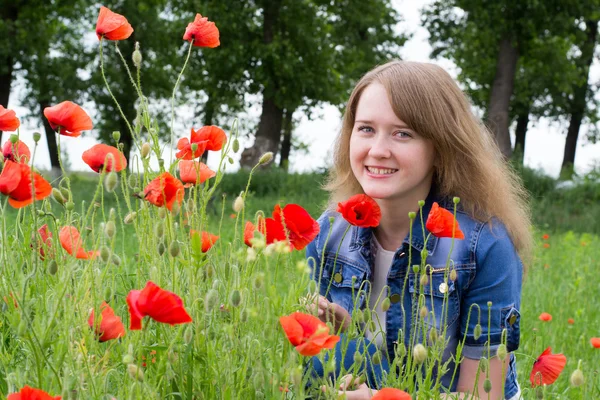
[8,0,600,178]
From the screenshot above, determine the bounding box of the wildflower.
[126,281,192,330]
[35,224,53,260]
[190,230,219,252]
[542,234,549,240]
[88,301,126,342]
[258,152,274,165]
[82,144,127,173]
[371,388,411,400]
[337,194,381,228]
[0,160,52,208]
[538,312,552,322]
[530,347,567,387]
[59,226,99,259]
[279,312,340,356]
[2,139,30,163]
[183,13,220,48]
[425,202,465,239]
[178,160,215,186]
[244,221,256,246]
[7,385,61,400]
[543,243,550,248]
[568,318,575,325]
[142,172,184,211]
[591,338,600,348]
[273,204,320,250]
[176,126,226,160]
[96,6,133,41]
[43,101,93,137]
[0,105,20,131]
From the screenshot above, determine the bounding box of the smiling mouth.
[365,166,398,175]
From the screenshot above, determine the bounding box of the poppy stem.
[169,39,195,166]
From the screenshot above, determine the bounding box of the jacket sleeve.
[305,212,333,301]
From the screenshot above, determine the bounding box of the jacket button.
[333,273,343,283]
[390,293,401,303]
[397,252,406,258]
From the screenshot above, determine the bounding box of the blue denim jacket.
[305,191,523,398]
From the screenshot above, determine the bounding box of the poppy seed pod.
[418,200,425,207]
[258,152,273,166]
[105,172,118,192]
[65,201,75,211]
[408,211,416,219]
[413,344,427,364]
[141,143,151,158]
[33,132,41,143]
[9,134,18,144]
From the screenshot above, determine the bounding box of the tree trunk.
[487,37,519,159]
[561,19,598,177]
[513,107,529,165]
[279,108,294,170]
[39,100,61,173]
[200,96,215,164]
[239,0,283,168]
[0,5,17,145]
[0,59,12,145]
[120,118,133,166]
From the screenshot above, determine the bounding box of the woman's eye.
[395,130,412,138]
[357,125,374,133]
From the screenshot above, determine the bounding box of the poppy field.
[1,6,600,400]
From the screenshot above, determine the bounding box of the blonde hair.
[324,60,533,262]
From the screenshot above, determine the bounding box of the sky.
[7,0,600,178]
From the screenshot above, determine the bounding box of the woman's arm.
[451,356,509,400]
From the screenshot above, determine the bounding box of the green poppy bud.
[154,221,165,238]
[258,152,273,166]
[184,326,193,344]
[169,241,180,257]
[47,260,58,275]
[418,200,425,207]
[157,241,166,256]
[412,265,420,274]
[132,49,142,68]
[413,343,427,364]
[127,364,144,382]
[570,367,584,387]
[110,254,121,266]
[232,138,240,153]
[479,357,488,373]
[396,342,406,358]
[408,211,416,219]
[158,208,167,219]
[496,343,507,361]
[420,306,428,319]
[122,354,134,364]
[449,269,457,281]
[9,134,18,144]
[205,289,219,312]
[453,197,461,204]
[124,212,137,224]
[141,143,151,158]
[429,328,438,344]
[420,274,429,286]
[381,297,391,312]
[104,221,116,239]
[473,324,482,340]
[353,352,364,365]
[483,379,492,393]
[230,290,242,307]
[104,172,118,193]
[52,188,66,204]
[112,131,121,142]
[65,201,75,211]
[33,132,41,143]
[371,351,382,365]
[228,156,234,164]
[100,246,111,262]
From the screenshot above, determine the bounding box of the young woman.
[305,60,532,399]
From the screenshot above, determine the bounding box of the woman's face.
[349,83,436,204]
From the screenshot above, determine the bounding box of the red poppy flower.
[176,126,226,159]
[279,312,340,356]
[337,194,381,228]
[179,160,215,186]
[96,6,133,41]
[542,233,549,240]
[190,230,219,252]
[35,224,53,260]
[142,172,184,211]
[43,101,93,137]
[88,301,126,342]
[0,160,52,208]
[183,14,220,48]
[591,338,600,348]
[126,281,193,330]
[372,388,412,400]
[273,204,320,250]
[7,386,61,400]
[2,139,30,163]
[567,318,575,325]
[538,312,552,322]
[543,243,550,248]
[82,144,127,173]
[0,105,20,131]
[530,347,566,387]
[244,221,256,246]
[59,226,98,260]
[425,202,465,239]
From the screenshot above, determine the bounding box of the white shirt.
[365,235,395,348]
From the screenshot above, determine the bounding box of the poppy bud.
[412,265,420,274]
[429,328,438,344]
[232,138,240,153]
[169,241,180,257]
[483,379,492,393]
[154,221,165,238]
[122,354,134,364]
[205,289,219,312]
[184,326,193,344]
[396,342,406,358]
[105,172,118,192]
[233,195,244,213]
[111,254,121,266]
[418,200,425,207]
[158,208,167,219]
[420,274,429,286]
[353,352,364,365]
[420,306,428,319]
[128,173,137,189]
[487,301,492,308]
[413,343,427,364]
[453,197,461,204]
[408,211,416,219]
[171,201,180,217]
[100,246,111,262]
[127,364,144,382]
[186,198,195,214]
[228,156,234,164]
[253,273,264,290]
[258,152,273,166]
[103,286,112,300]
[570,361,584,387]
[421,249,428,260]
[33,132,41,143]
[496,343,507,361]
[104,221,116,239]
[17,320,27,337]
[381,297,391,312]
[141,143,151,158]
[65,201,75,211]
[10,134,18,144]
[112,131,121,142]
[191,143,198,153]
[52,188,67,204]
[132,49,142,68]
[157,241,166,256]
[47,260,58,275]
[240,308,248,322]
[371,351,382,365]
[291,366,303,387]
[473,324,482,340]
[479,357,488,373]
[124,212,137,224]
[246,247,257,262]
[230,290,242,307]
[109,208,116,220]
[449,269,457,281]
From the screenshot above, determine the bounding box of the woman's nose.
[367,134,391,158]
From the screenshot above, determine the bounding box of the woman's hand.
[306,295,352,333]
[322,374,376,399]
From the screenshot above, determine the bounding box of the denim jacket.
[305,191,523,398]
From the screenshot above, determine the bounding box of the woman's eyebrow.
[354,119,411,129]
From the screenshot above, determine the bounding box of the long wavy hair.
[324,60,533,262]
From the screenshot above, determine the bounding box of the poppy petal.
[425,202,465,239]
[82,144,127,173]
[337,194,381,228]
[43,101,93,136]
[126,290,144,330]
[0,106,20,132]
[96,6,133,41]
[182,14,220,48]
[2,139,30,163]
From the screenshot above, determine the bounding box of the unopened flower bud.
[449,269,457,281]
[9,134,18,144]
[230,290,242,307]
[132,49,142,68]
[420,306,428,319]
[157,241,166,256]
[205,289,219,312]
[418,200,425,207]
[473,324,482,340]
[453,197,461,204]
[487,301,492,308]
[429,328,438,343]
[52,188,67,204]
[154,221,165,238]
[233,195,244,213]
[479,357,488,373]
[483,379,492,393]
[413,344,427,364]
[104,172,118,192]
[110,254,121,266]
[381,297,391,312]
[104,221,116,239]
[158,208,167,219]
[122,354,134,364]
[124,212,137,224]
[570,363,584,387]
[253,273,264,290]
[258,152,273,166]
[169,241,180,257]
[371,351,382,365]
[408,211,416,219]
[65,201,75,211]
[232,138,240,153]
[127,364,144,382]
[141,143,151,158]
[33,132,41,143]
[100,246,111,262]
[353,352,364,365]
[191,143,198,153]
[412,265,420,274]
[112,131,121,142]
[228,156,234,164]
[183,326,193,344]
[420,274,429,286]
[496,343,507,361]
[47,260,58,275]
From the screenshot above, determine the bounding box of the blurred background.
[2,0,600,231]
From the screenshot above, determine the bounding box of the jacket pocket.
[318,255,368,314]
[409,268,460,329]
